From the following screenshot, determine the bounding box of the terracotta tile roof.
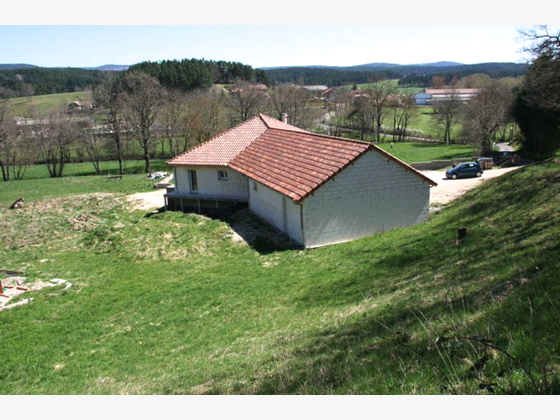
[168,113,437,201]
[166,115,268,166]
[167,114,304,167]
[230,130,370,201]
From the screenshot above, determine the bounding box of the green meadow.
[0,162,558,394]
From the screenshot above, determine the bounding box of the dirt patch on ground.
[127,190,166,211]
[422,166,522,206]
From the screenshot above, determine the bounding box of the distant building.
[67,101,83,112]
[413,88,481,105]
[303,85,329,92]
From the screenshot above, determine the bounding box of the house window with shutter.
[218,170,228,180]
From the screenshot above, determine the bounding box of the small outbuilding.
[166,114,437,248]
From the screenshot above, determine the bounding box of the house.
[67,101,83,112]
[165,114,437,248]
[413,88,481,105]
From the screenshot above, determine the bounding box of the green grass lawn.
[0,162,558,394]
[0,160,168,208]
[9,91,91,117]
[377,142,475,163]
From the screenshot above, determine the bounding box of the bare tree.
[434,88,462,144]
[390,94,416,142]
[347,95,373,141]
[0,90,37,181]
[226,81,267,124]
[122,72,166,173]
[368,81,397,142]
[267,84,317,129]
[181,89,228,152]
[159,89,185,157]
[326,88,351,137]
[37,110,79,178]
[431,75,446,89]
[93,74,126,174]
[463,82,513,156]
[80,119,106,175]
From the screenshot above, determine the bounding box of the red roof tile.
[167,114,304,167]
[168,113,437,201]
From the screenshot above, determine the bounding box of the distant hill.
[82,64,129,71]
[0,64,38,70]
[417,61,464,67]
[262,61,527,86]
[0,63,129,72]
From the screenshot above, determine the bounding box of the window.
[253,182,258,192]
[189,170,198,192]
[218,170,228,180]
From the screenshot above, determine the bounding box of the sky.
[0,25,537,69]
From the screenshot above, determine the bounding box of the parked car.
[446,162,484,179]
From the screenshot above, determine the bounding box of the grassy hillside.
[376,142,474,163]
[0,163,558,394]
[8,91,90,117]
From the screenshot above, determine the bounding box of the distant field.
[8,91,90,117]
[377,142,475,163]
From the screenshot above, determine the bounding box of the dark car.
[446,162,484,179]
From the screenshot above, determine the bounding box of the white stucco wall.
[301,150,430,248]
[248,180,303,245]
[174,166,249,200]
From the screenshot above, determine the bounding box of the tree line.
[266,63,527,87]
[0,67,104,97]
[0,58,268,99]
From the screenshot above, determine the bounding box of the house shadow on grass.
[145,206,299,255]
[221,208,299,255]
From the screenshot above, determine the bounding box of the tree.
[122,72,166,173]
[434,88,462,144]
[463,83,513,156]
[347,95,373,141]
[226,81,267,124]
[390,94,416,142]
[513,25,560,158]
[431,75,446,89]
[0,90,35,181]
[159,89,185,157]
[181,89,228,152]
[80,119,106,175]
[267,84,317,129]
[326,88,350,137]
[368,81,396,142]
[93,74,127,174]
[37,110,79,178]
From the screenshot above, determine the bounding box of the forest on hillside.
[0,59,270,98]
[265,62,528,86]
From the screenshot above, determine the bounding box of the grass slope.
[0,163,558,394]
[376,142,475,163]
[8,91,90,117]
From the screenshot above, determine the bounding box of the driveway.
[422,166,521,206]
[495,142,515,152]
